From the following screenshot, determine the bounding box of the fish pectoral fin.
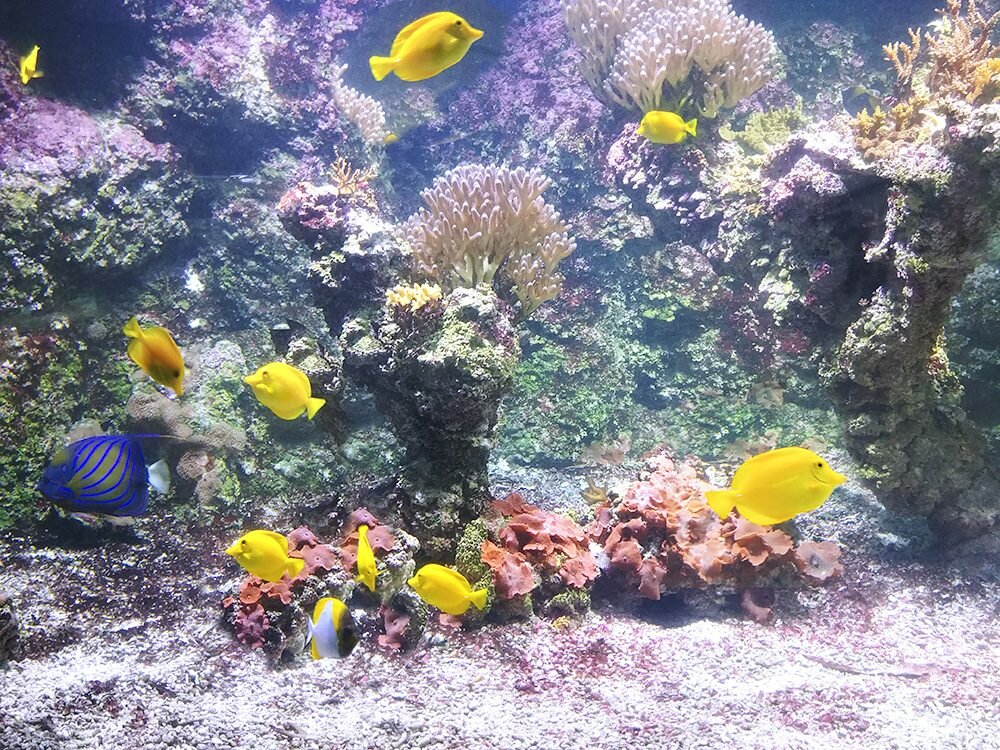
[147,459,171,494]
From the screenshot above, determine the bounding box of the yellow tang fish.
[19,45,44,85]
[408,563,488,616]
[705,446,847,526]
[369,12,484,82]
[355,524,379,592]
[123,317,186,396]
[225,529,306,582]
[306,597,359,659]
[244,362,326,421]
[637,111,698,145]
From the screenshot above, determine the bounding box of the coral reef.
[587,451,842,602]
[223,515,421,659]
[405,164,577,319]
[562,0,777,117]
[478,493,599,614]
[0,591,20,664]
[0,94,192,313]
[281,172,404,336]
[341,289,519,553]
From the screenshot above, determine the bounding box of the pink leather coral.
[481,540,536,599]
[233,603,269,649]
[338,508,395,571]
[793,541,844,582]
[491,493,598,589]
[378,605,412,650]
[589,450,842,604]
[729,517,795,566]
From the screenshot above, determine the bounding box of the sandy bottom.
[1,514,998,750]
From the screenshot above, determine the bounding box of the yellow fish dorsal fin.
[123,316,144,340]
[732,446,814,485]
[144,326,182,356]
[313,597,334,623]
[390,12,457,57]
[257,529,291,553]
[426,564,471,592]
[285,363,312,393]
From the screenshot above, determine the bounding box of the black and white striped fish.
[37,435,170,517]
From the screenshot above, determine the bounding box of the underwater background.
[1,0,999,747]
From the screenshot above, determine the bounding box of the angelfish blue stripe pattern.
[58,436,150,516]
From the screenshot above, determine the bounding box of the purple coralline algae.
[0,75,192,313]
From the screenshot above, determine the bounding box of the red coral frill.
[589,451,843,604]
[489,493,598,593]
[481,540,535,599]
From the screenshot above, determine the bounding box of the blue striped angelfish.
[37,435,170,517]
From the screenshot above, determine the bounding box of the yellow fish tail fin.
[287,556,305,578]
[305,397,326,420]
[122,316,143,339]
[469,587,488,611]
[705,489,736,519]
[33,70,44,80]
[686,118,698,137]
[369,56,397,81]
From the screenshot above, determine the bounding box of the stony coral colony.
[4,0,1000,662]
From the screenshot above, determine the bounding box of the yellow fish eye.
[816,462,823,468]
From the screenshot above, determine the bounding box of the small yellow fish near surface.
[355,524,379,592]
[306,597,359,659]
[123,317,186,396]
[637,111,698,145]
[19,46,44,85]
[705,446,846,526]
[370,12,484,82]
[244,362,326,420]
[408,563,488,616]
[226,529,305,582]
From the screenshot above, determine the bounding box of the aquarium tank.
[1,0,999,747]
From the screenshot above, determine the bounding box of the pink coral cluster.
[336,508,396,573]
[587,452,843,609]
[483,494,599,600]
[222,525,342,649]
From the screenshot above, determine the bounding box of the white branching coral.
[563,0,777,118]
[331,65,389,145]
[404,165,576,318]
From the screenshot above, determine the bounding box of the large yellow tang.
[637,111,697,145]
[123,317,186,396]
[355,524,379,592]
[225,529,305,582]
[369,12,484,82]
[705,446,846,525]
[408,563,488,616]
[244,362,325,421]
[19,45,43,85]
